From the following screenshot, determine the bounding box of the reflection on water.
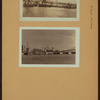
[23,7,76,17]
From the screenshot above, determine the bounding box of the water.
[22,54,75,64]
[23,7,76,17]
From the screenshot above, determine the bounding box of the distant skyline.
[22,30,75,50]
[24,0,77,3]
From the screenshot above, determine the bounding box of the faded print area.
[22,30,76,64]
[23,0,77,18]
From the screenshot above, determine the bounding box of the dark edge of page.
[98,0,99,100]
[0,0,2,100]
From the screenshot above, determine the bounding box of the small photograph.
[20,0,79,21]
[19,27,80,67]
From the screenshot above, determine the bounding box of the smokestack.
[52,46,54,51]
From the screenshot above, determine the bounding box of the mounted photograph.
[20,0,80,21]
[19,27,80,67]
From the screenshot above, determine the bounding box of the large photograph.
[19,27,80,67]
[20,0,80,21]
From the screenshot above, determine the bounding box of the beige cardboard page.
[2,0,98,100]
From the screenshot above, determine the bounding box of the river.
[23,7,76,17]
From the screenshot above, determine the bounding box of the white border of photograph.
[20,0,80,21]
[19,27,80,67]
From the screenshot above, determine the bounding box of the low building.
[46,51,53,55]
[61,49,76,54]
[60,52,63,55]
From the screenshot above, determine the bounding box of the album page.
[2,0,98,100]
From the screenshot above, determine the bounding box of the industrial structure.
[23,0,77,8]
[22,43,76,55]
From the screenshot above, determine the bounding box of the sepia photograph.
[19,27,80,67]
[20,0,80,21]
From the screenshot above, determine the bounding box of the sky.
[22,30,75,50]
